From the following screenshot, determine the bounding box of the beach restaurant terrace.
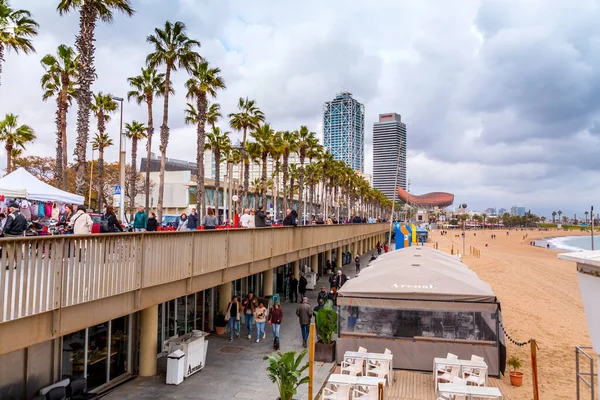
[336,246,506,376]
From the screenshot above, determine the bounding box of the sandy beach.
[429,228,593,400]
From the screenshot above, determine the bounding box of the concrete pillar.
[218,281,232,314]
[358,240,363,255]
[326,249,332,269]
[139,304,158,377]
[263,269,273,297]
[311,253,319,273]
[336,246,343,269]
[294,260,300,278]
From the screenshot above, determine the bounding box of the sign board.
[114,185,121,195]
[232,195,239,202]
[113,195,121,207]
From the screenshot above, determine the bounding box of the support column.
[311,253,318,273]
[336,246,343,269]
[263,269,273,297]
[139,305,158,377]
[219,281,232,314]
[326,249,332,270]
[359,240,364,255]
[294,260,300,278]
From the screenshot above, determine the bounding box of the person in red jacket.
[269,302,283,350]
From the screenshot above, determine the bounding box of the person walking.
[354,255,361,274]
[328,270,336,289]
[188,208,198,230]
[317,286,328,304]
[249,209,256,228]
[298,273,308,299]
[335,270,348,289]
[203,208,218,230]
[254,301,267,342]
[240,208,252,228]
[176,213,188,231]
[103,206,123,233]
[69,205,93,235]
[133,206,147,232]
[296,297,313,348]
[282,209,298,226]
[225,296,242,340]
[242,292,258,339]
[269,302,283,350]
[255,206,267,227]
[376,241,382,255]
[60,204,74,233]
[3,202,28,237]
[313,299,324,313]
[289,274,299,303]
[328,287,338,306]
[146,212,158,232]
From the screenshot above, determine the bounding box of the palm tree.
[288,164,299,210]
[279,130,297,212]
[127,66,167,213]
[91,132,113,210]
[552,211,557,224]
[40,44,79,190]
[206,102,221,131]
[185,58,225,217]
[125,121,147,218]
[295,126,317,221]
[228,97,265,207]
[0,113,35,172]
[90,92,117,211]
[558,210,563,224]
[319,151,335,217]
[146,20,200,222]
[57,0,134,195]
[0,1,38,85]
[585,211,589,224]
[205,127,230,209]
[250,123,274,208]
[270,131,285,218]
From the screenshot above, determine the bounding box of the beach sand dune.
[429,229,592,400]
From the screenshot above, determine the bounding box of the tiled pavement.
[103,250,378,400]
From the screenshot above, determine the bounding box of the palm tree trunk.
[241,127,248,208]
[0,43,4,85]
[5,143,12,173]
[282,153,289,212]
[196,94,207,218]
[298,154,305,216]
[97,147,105,212]
[55,97,64,189]
[289,178,295,210]
[60,77,69,190]
[157,65,172,223]
[145,96,154,214]
[214,149,221,211]
[129,138,138,221]
[74,3,98,195]
[261,153,268,208]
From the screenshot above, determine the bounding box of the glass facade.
[339,306,498,343]
[62,316,131,391]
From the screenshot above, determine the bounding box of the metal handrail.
[576,346,597,399]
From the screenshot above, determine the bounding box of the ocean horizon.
[545,235,599,252]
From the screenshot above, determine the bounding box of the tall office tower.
[323,92,365,171]
[372,113,407,200]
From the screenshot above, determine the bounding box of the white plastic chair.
[351,386,379,400]
[436,365,461,390]
[437,353,458,374]
[358,346,368,353]
[465,367,487,387]
[366,359,391,385]
[323,384,351,400]
[341,358,364,376]
[463,354,485,378]
[384,348,392,355]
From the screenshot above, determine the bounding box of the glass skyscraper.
[323,92,365,172]
[373,113,407,200]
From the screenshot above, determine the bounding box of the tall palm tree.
[57,0,134,195]
[249,123,274,208]
[0,1,38,85]
[295,126,317,221]
[558,210,563,224]
[288,164,299,210]
[0,113,35,172]
[280,130,298,212]
[40,44,79,190]
[91,132,113,211]
[125,121,147,218]
[146,20,200,222]
[319,151,335,217]
[185,58,225,217]
[205,127,230,209]
[90,92,117,211]
[585,211,589,224]
[551,211,557,224]
[228,97,265,208]
[127,66,167,213]
[270,131,285,219]
[206,102,221,131]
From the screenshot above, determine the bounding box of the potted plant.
[314,302,337,362]
[507,355,523,387]
[263,350,309,400]
[214,311,227,335]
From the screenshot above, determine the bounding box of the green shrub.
[507,355,522,372]
[316,302,338,344]
[263,350,309,400]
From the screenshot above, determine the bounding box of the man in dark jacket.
[3,203,27,237]
[289,274,299,303]
[282,209,298,226]
[335,270,348,289]
[296,297,313,348]
[188,208,198,230]
[255,206,267,227]
[298,273,308,299]
[317,286,329,304]
[316,213,325,224]
[352,215,362,224]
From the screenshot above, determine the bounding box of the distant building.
[323,92,365,172]
[498,208,508,215]
[484,208,496,215]
[356,171,372,186]
[510,206,526,217]
[372,113,407,200]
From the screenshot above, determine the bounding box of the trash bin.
[166,349,185,385]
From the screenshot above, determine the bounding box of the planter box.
[215,326,226,335]
[315,340,336,362]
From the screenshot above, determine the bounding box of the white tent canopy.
[0,168,84,204]
[0,186,27,198]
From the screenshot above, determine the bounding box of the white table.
[344,351,394,384]
[438,383,502,399]
[328,374,385,387]
[433,357,488,389]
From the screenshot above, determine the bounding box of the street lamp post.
[111,95,126,224]
[592,206,595,251]
[461,203,468,255]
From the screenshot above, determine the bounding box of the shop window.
[109,316,129,380]
[62,329,86,381]
[185,294,195,333]
[167,300,176,339]
[195,292,204,331]
[86,323,109,389]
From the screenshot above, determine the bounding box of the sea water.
[546,236,599,252]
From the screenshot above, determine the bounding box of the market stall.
[336,246,506,376]
[0,168,84,204]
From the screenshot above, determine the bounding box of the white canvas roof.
[0,186,27,198]
[0,168,84,204]
[338,246,497,303]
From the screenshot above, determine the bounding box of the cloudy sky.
[2,0,600,217]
